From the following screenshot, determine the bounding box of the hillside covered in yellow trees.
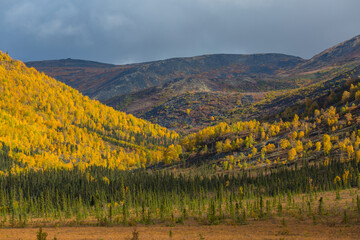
[177,64,360,171]
[0,52,180,174]
[0,38,360,237]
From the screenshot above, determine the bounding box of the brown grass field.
[1,221,359,240]
[0,189,360,240]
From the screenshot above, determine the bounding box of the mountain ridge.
[26,53,305,101]
[26,34,360,131]
[298,35,360,71]
[25,35,360,103]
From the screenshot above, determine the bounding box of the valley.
[1,35,360,239]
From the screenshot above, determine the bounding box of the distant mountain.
[26,35,360,131]
[27,58,115,68]
[27,53,305,101]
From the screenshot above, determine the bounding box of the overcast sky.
[0,0,359,64]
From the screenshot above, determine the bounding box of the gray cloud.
[1,0,359,64]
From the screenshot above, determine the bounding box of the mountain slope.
[26,35,360,132]
[105,85,264,131]
[174,72,360,170]
[105,63,356,130]
[25,35,360,104]
[0,52,179,173]
[26,53,305,101]
[244,64,360,121]
[299,35,360,71]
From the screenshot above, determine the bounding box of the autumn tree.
[288,148,297,161]
[342,91,350,103]
[280,139,290,149]
[323,134,332,155]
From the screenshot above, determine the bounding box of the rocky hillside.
[26,35,360,131]
[27,53,304,101]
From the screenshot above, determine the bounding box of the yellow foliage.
[342,170,350,184]
[295,140,303,154]
[355,90,360,101]
[346,144,354,159]
[216,141,223,153]
[356,150,360,163]
[264,143,275,153]
[223,139,232,152]
[298,131,305,139]
[103,176,110,185]
[314,109,320,117]
[324,157,329,166]
[288,148,297,161]
[305,140,313,151]
[341,91,350,103]
[251,147,258,155]
[292,114,300,129]
[279,139,290,149]
[334,176,341,184]
[323,134,332,155]
[0,51,178,172]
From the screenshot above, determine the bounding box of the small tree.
[342,91,350,103]
[323,135,332,155]
[280,139,290,149]
[36,227,48,240]
[288,148,297,161]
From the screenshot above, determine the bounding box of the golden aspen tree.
[315,142,322,152]
[305,140,313,151]
[260,148,266,160]
[216,141,223,153]
[355,90,360,101]
[292,114,300,129]
[261,131,266,140]
[233,138,243,149]
[345,113,352,125]
[288,148,297,161]
[295,140,303,155]
[356,150,360,162]
[342,170,350,185]
[346,144,354,159]
[298,131,305,139]
[252,147,258,155]
[291,131,298,140]
[280,139,290,149]
[342,91,350,103]
[223,139,232,152]
[323,134,332,155]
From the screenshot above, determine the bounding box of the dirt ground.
[1,219,360,240]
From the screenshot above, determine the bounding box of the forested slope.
[177,71,360,171]
[0,52,180,174]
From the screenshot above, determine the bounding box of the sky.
[0,0,360,64]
